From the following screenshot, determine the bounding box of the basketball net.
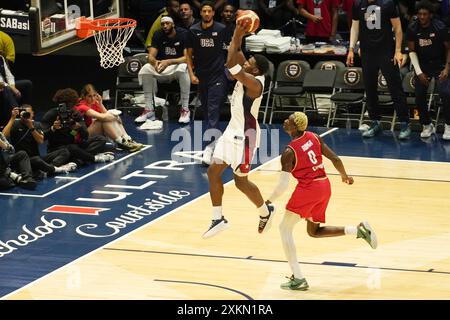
[77,17,136,69]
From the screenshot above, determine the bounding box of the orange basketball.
[236,10,260,33]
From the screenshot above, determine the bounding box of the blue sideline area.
[0,115,448,298]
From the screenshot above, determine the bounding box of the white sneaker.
[139,119,163,130]
[107,109,122,116]
[94,152,115,163]
[55,162,77,173]
[202,217,229,239]
[358,123,370,132]
[135,109,155,123]
[444,124,450,140]
[178,109,190,124]
[420,123,435,138]
[202,145,214,165]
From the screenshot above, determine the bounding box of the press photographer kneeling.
[40,88,115,166]
[2,105,78,180]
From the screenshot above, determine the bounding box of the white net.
[92,19,136,69]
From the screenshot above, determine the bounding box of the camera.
[17,108,31,120]
[57,103,79,128]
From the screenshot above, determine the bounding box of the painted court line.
[103,247,450,276]
[1,128,337,299]
[0,145,152,199]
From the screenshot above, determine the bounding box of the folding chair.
[402,71,436,124]
[268,60,311,124]
[114,56,144,109]
[260,60,275,124]
[302,69,337,112]
[314,60,346,71]
[328,67,365,128]
[360,72,397,131]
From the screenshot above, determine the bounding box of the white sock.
[345,226,357,235]
[212,206,222,220]
[258,204,269,217]
[124,135,132,141]
[115,137,125,144]
[54,166,63,173]
[280,212,304,279]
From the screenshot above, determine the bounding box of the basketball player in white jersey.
[203,19,273,238]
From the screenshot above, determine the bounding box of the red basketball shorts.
[286,177,331,223]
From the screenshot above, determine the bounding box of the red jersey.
[288,131,327,187]
[74,100,102,127]
[297,0,339,38]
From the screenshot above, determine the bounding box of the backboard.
[29,0,122,55]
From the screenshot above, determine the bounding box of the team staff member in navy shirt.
[137,16,191,124]
[185,1,229,165]
[347,0,410,139]
[407,1,450,140]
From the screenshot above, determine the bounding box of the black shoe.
[33,170,46,181]
[258,203,276,234]
[18,177,37,190]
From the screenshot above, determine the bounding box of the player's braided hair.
[293,112,308,132]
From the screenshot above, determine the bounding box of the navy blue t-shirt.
[151,27,188,60]
[186,21,227,78]
[352,0,399,52]
[407,19,450,72]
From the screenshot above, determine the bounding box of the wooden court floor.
[5,156,450,300]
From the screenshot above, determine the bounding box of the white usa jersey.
[223,75,265,147]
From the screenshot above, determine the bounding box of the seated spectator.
[259,0,299,29]
[40,88,115,166]
[128,0,166,36]
[138,16,191,124]
[0,55,20,126]
[145,0,181,48]
[2,105,77,180]
[0,31,15,67]
[297,0,339,42]
[179,2,200,30]
[0,132,36,190]
[76,84,144,153]
[222,4,237,56]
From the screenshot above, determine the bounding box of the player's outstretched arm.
[316,134,354,185]
[226,20,262,98]
[266,147,295,204]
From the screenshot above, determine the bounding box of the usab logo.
[378,73,388,89]
[365,5,381,30]
[409,74,416,89]
[321,62,337,70]
[285,63,301,79]
[344,69,361,86]
[127,59,142,75]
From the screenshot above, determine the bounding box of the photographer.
[2,105,77,179]
[0,132,36,190]
[40,88,115,166]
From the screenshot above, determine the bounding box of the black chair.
[114,56,144,109]
[302,69,337,113]
[260,60,275,124]
[359,72,397,131]
[268,60,311,124]
[328,67,365,128]
[402,71,437,124]
[314,60,346,71]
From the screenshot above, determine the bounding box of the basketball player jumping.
[267,112,378,290]
[203,19,273,239]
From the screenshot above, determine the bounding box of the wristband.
[228,64,242,75]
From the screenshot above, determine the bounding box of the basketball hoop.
[77,17,137,69]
